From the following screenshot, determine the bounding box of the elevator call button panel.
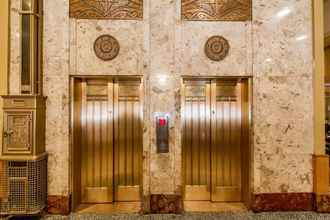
[156,113,169,153]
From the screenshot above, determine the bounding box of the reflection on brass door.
[78,78,142,204]
[114,82,142,201]
[182,81,211,201]
[183,79,247,202]
[211,81,241,202]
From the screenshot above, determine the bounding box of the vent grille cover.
[0,155,47,215]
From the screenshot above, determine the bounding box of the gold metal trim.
[18,0,43,95]
[313,0,326,155]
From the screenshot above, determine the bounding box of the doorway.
[182,78,251,204]
[71,77,143,210]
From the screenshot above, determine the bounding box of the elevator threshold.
[76,202,141,214]
[184,201,247,213]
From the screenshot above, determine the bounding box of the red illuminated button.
[159,118,166,126]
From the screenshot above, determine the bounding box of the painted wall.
[8,0,314,196]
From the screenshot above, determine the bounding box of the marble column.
[149,0,180,195]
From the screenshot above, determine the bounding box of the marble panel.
[251,193,314,212]
[47,195,70,215]
[43,0,70,196]
[150,194,183,214]
[316,194,330,213]
[149,0,179,194]
[253,153,313,194]
[180,21,252,76]
[9,0,21,95]
[253,0,313,77]
[253,75,314,155]
[74,20,144,76]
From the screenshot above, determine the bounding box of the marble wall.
[9,0,21,95]
[253,0,314,193]
[8,0,315,198]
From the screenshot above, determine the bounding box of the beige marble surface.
[252,0,314,193]
[9,0,21,95]
[71,20,144,76]
[148,0,178,194]
[43,0,70,196]
[179,21,252,76]
[6,0,315,197]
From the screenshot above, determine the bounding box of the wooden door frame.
[69,75,144,211]
[180,76,253,207]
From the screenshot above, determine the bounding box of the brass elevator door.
[79,78,142,204]
[183,79,245,202]
[182,81,211,201]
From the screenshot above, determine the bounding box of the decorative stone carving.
[205,36,230,61]
[69,0,143,20]
[182,0,252,21]
[93,35,120,61]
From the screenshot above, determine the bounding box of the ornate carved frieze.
[70,0,143,20]
[94,35,120,61]
[205,36,230,61]
[182,0,252,21]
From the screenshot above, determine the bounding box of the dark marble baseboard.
[45,193,330,214]
[47,195,70,215]
[150,194,183,214]
[251,193,314,212]
[315,194,330,213]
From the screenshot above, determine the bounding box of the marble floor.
[3,212,330,220]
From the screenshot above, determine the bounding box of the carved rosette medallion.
[205,36,230,61]
[94,35,120,61]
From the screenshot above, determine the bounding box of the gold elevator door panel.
[114,81,142,201]
[183,80,243,202]
[80,79,142,204]
[211,81,242,202]
[183,81,211,201]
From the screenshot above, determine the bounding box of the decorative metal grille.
[182,0,252,21]
[0,155,47,215]
[70,0,143,20]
